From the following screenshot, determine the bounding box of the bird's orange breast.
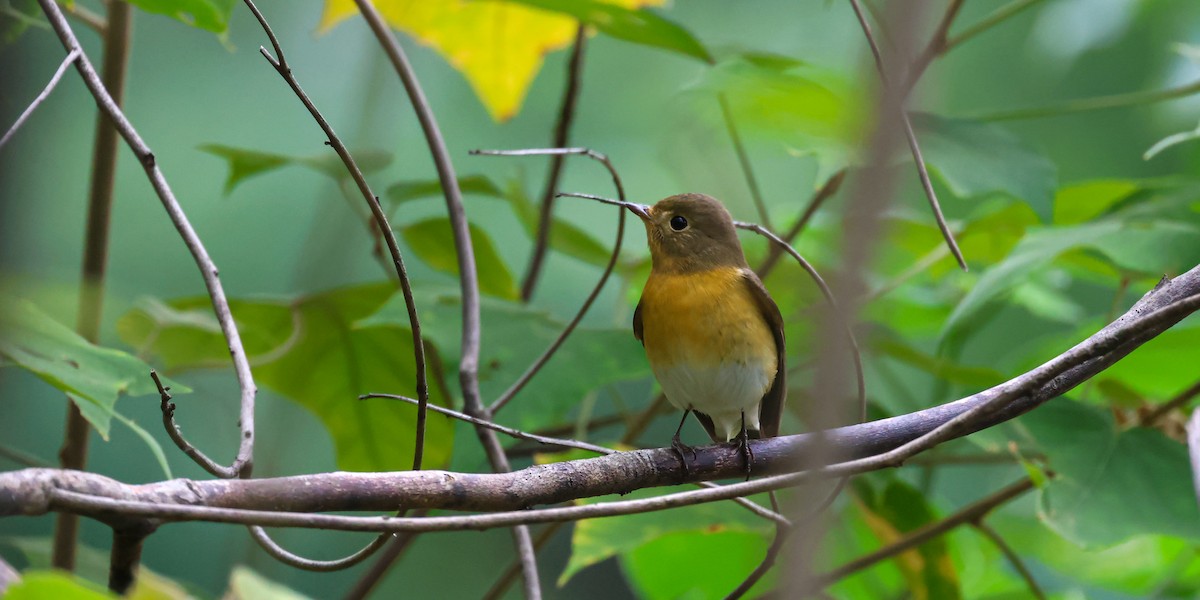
[639,267,776,373]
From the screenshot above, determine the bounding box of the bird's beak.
[626,203,652,222]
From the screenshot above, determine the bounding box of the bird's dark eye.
[669,215,688,231]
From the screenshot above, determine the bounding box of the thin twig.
[472,148,627,415]
[35,0,258,480]
[1142,379,1200,427]
[848,0,968,272]
[521,25,587,302]
[362,392,789,525]
[340,519,426,600]
[810,478,1035,591]
[58,0,105,33]
[350,1,541,595]
[898,0,964,97]
[756,169,846,278]
[975,79,1200,122]
[972,520,1047,600]
[248,526,390,572]
[943,0,1048,53]
[0,48,79,151]
[239,0,430,473]
[719,94,773,230]
[725,523,789,599]
[363,393,615,455]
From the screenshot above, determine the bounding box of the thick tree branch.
[4,263,1197,529]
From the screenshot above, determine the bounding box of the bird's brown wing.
[632,300,644,345]
[741,269,786,438]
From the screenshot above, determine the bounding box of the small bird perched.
[629,193,785,474]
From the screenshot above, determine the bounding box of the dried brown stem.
[719,94,773,230]
[521,26,587,302]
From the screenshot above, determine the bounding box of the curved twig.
[470,147,628,415]
[36,0,257,479]
[239,0,430,473]
[349,1,541,595]
[248,526,390,572]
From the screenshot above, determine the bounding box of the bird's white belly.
[654,361,771,441]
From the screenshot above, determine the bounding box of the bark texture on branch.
[2,264,1198,524]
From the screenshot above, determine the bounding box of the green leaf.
[400,218,519,300]
[939,213,1200,350]
[0,296,189,439]
[0,537,192,599]
[1011,399,1200,546]
[854,478,962,600]
[226,566,314,600]
[912,113,1058,223]
[389,176,616,269]
[561,486,773,585]
[1053,179,1140,225]
[1,0,44,44]
[688,55,863,183]
[623,530,773,600]
[2,571,114,600]
[117,284,455,472]
[1090,323,1200,400]
[385,175,505,206]
[872,335,1005,388]
[363,288,651,433]
[502,0,712,63]
[199,144,392,195]
[123,0,235,34]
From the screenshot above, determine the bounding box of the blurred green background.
[2,0,1200,598]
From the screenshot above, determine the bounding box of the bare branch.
[972,520,1047,600]
[1142,379,1200,427]
[943,0,1049,53]
[521,26,588,301]
[0,48,79,151]
[811,477,1035,592]
[34,0,258,480]
[107,525,151,595]
[719,95,772,230]
[238,0,430,472]
[755,169,846,278]
[340,514,427,600]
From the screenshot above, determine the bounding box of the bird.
[628,192,785,476]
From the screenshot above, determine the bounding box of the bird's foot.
[671,435,698,478]
[729,433,754,480]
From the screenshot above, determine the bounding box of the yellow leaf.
[320,0,664,122]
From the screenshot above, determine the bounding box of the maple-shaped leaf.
[320,0,665,122]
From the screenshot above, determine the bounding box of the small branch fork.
[6,265,1197,535]
[847,0,967,271]
[0,48,79,151]
[34,0,258,480]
